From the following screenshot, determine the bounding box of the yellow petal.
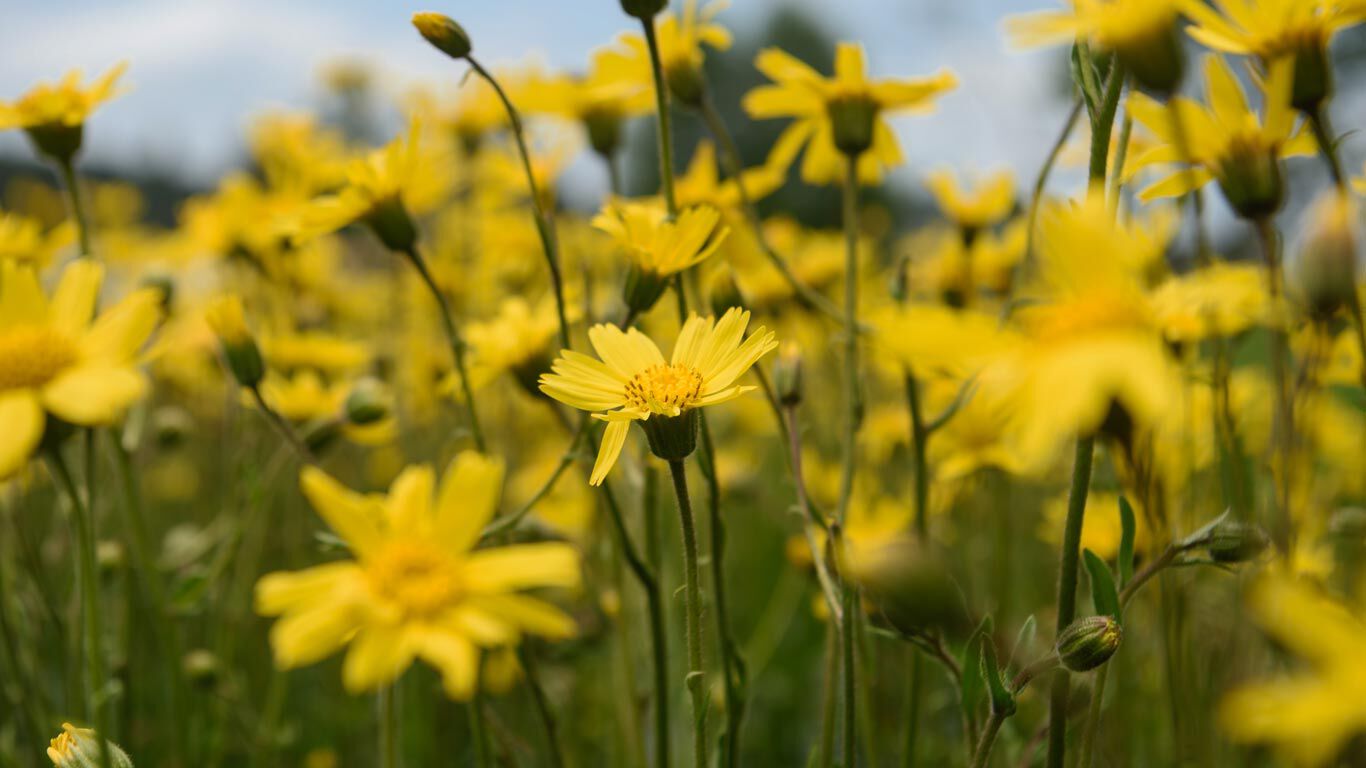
[300,466,384,558]
[414,628,478,700]
[41,364,145,425]
[435,450,505,553]
[78,287,161,365]
[468,593,577,639]
[0,261,49,329]
[587,324,665,378]
[386,464,435,532]
[461,542,582,593]
[590,416,632,486]
[0,389,43,479]
[268,603,362,669]
[49,258,103,337]
[341,624,415,693]
[255,563,363,616]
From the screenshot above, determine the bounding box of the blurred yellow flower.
[1039,492,1150,560]
[1006,0,1192,54]
[1186,0,1366,66]
[539,308,777,484]
[1149,263,1273,343]
[0,259,161,478]
[924,169,1016,231]
[256,453,580,698]
[0,63,127,132]
[598,0,733,105]
[0,210,73,266]
[592,200,729,278]
[743,43,957,186]
[674,140,785,214]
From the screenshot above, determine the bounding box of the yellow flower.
[0,210,74,266]
[1006,0,1192,53]
[1149,263,1272,343]
[0,259,161,478]
[872,303,1017,380]
[539,308,778,484]
[1221,575,1366,766]
[1127,55,1316,213]
[598,0,733,105]
[674,140,785,213]
[256,453,581,698]
[462,297,565,391]
[924,169,1016,230]
[47,723,133,768]
[0,63,127,132]
[592,200,729,278]
[743,43,957,186]
[523,54,653,154]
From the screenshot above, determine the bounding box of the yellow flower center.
[624,363,705,416]
[367,541,462,619]
[0,326,77,390]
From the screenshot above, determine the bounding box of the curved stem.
[1021,99,1083,275]
[668,459,708,768]
[466,56,572,349]
[481,415,589,539]
[641,18,678,215]
[400,244,485,452]
[247,385,315,463]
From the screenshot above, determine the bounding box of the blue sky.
[0,0,1076,187]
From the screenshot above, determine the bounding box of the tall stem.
[1309,107,1346,189]
[466,57,572,349]
[641,18,678,215]
[667,459,708,768]
[1044,435,1096,768]
[837,155,860,523]
[1021,99,1083,274]
[1253,217,1295,554]
[378,684,399,768]
[900,651,924,768]
[50,444,115,768]
[521,645,566,768]
[58,158,92,256]
[840,574,858,768]
[699,414,747,768]
[400,244,485,452]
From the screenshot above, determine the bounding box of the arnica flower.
[523,52,653,157]
[1291,189,1361,318]
[592,200,730,313]
[0,210,74,266]
[674,140,786,214]
[256,452,581,698]
[0,259,161,478]
[1003,194,1181,464]
[1186,0,1366,111]
[1127,55,1316,219]
[1006,0,1194,92]
[461,297,566,393]
[0,63,127,161]
[538,307,778,484]
[47,722,133,768]
[924,169,1017,233]
[1149,263,1273,344]
[599,0,733,106]
[302,120,453,253]
[1220,575,1366,766]
[743,43,957,186]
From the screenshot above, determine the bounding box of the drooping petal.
[590,418,632,486]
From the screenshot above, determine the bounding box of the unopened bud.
[773,342,803,407]
[47,723,134,768]
[344,378,392,426]
[1292,191,1360,318]
[827,95,878,158]
[1056,615,1122,672]
[204,295,264,388]
[1206,519,1270,563]
[183,649,221,690]
[151,406,195,449]
[706,266,746,318]
[584,106,624,157]
[96,541,124,573]
[667,60,706,108]
[1287,39,1332,113]
[620,0,668,20]
[412,12,472,59]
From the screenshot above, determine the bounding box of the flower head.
[256,452,580,698]
[48,723,133,768]
[924,169,1016,231]
[0,210,73,266]
[744,43,957,185]
[594,200,729,313]
[1007,0,1193,87]
[0,64,127,159]
[598,0,733,105]
[539,308,778,484]
[0,259,161,478]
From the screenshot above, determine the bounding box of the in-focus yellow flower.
[48,722,133,768]
[256,453,580,698]
[924,169,1016,231]
[0,64,128,159]
[0,260,161,478]
[1127,55,1316,216]
[593,200,729,312]
[743,43,957,186]
[1221,575,1366,766]
[539,308,777,484]
[0,210,73,266]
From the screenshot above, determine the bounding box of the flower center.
[0,326,77,390]
[624,362,705,416]
[367,541,462,619]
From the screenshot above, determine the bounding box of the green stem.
[970,709,1007,768]
[641,17,678,215]
[1077,658,1111,768]
[900,651,924,768]
[469,694,489,768]
[697,95,846,324]
[905,373,929,538]
[247,385,315,462]
[837,155,860,524]
[1087,60,1125,195]
[667,459,708,768]
[818,622,839,767]
[379,685,398,768]
[400,244,485,452]
[1253,217,1295,554]
[466,56,572,349]
[521,645,566,768]
[58,158,92,256]
[1310,107,1346,189]
[50,441,114,768]
[699,413,747,768]
[481,415,588,539]
[1045,435,1096,768]
[1021,99,1083,275]
[0,513,49,748]
[840,574,858,768]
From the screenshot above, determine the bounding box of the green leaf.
[1084,548,1120,621]
[1009,614,1037,670]
[960,616,993,723]
[1118,496,1136,587]
[980,637,1016,716]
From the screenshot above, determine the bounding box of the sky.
[0,0,1075,189]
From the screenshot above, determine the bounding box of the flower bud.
[27,124,84,165]
[151,405,195,450]
[344,377,392,426]
[772,342,803,407]
[827,96,878,158]
[1056,615,1122,672]
[411,12,472,59]
[1216,149,1284,221]
[1287,39,1332,113]
[1115,20,1185,97]
[641,408,699,461]
[364,194,419,254]
[47,723,134,768]
[620,0,667,20]
[583,106,624,158]
[1206,519,1271,563]
[706,266,746,318]
[667,60,706,108]
[849,538,971,639]
[183,648,221,690]
[97,540,125,573]
[1292,191,1360,318]
[204,295,264,388]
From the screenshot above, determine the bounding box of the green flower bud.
[47,723,134,768]
[620,0,668,20]
[772,342,803,407]
[849,538,971,639]
[151,406,195,450]
[827,95,879,158]
[1292,191,1360,319]
[205,295,265,388]
[640,408,699,462]
[27,123,83,165]
[1216,149,1285,222]
[584,106,624,158]
[344,378,391,426]
[1206,519,1271,563]
[412,12,473,59]
[1287,38,1331,114]
[183,648,221,691]
[1056,616,1122,672]
[364,194,419,254]
[1116,21,1185,97]
[667,60,706,108]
